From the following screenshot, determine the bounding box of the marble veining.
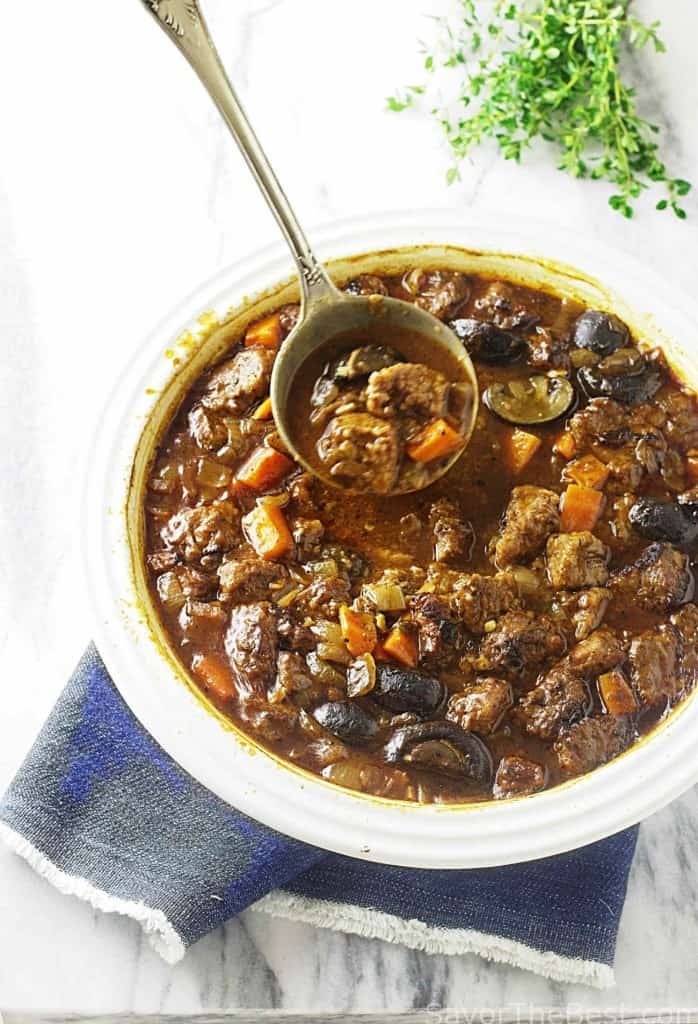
[1,0,697,1013]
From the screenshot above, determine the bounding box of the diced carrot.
[406,418,464,463]
[243,500,293,560]
[563,453,610,491]
[235,445,294,492]
[382,623,419,668]
[339,605,377,657]
[686,450,698,484]
[372,639,390,662]
[244,312,282,350]
[504,428,542,474]
[553,431,577,460]
[192,653,236,701]
[252,396,273,421]
[559,483,605,532]
[598,670,638,716]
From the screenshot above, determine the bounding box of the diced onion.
[321,760,367,791]
[510,565,540,597]
[158,462,179,482]
[317,641,352,666]
[196,458,232,488]
[305,558,339,579]
[275,585,303,609]
[156,572,186,610]
[311,620,343,644]
[306,652,345,686]
[361,583,406,611]
[346,653,376,698]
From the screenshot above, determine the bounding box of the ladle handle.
[138,0,337,307]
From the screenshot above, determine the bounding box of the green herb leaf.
[390,0,692,220]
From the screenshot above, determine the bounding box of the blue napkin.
[0,645,637,988]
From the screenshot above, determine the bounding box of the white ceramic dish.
[85,211,698,868]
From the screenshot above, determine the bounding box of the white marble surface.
[1,0,698,1012]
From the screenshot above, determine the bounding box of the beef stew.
[144,265,698,804]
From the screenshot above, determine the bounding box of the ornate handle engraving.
[142,0,200,39]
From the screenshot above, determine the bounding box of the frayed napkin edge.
[253,890,615,990]
[0,823,186,964]
[0,822,615,987]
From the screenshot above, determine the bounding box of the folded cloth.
[0,646,637,988]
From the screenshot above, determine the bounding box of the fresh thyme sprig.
[388,0,691,219]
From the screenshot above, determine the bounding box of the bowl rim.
[84,208,698,868]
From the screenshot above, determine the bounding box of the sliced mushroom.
[484,374,575,425]
[578,351,662,406]
[333,345,401,382]
[372,664,446,717]
[572,310,630,357]
[384,721,492,783]
[310,372,339,409]
[629,497,698,546]
[448,318,525,365]
[312,701,378,744]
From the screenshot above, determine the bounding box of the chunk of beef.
[556,587,611,641]
[546,531,610,590]
[555,715,633,777]
[156,565,217,607]
[494,486,560,566]
[568,402,667,488]
[292,517,325,554]
[477,610,566,675]
[516,664,591,741]
[287,472,317,516]
[404,269,470,320]
[526,327,570,371]
[161,505,238,563]
[188,404,228,451]
[568,398,627,449]
[317,412,400,494]
[410,592,460,664]
[429,498,473,564]
[566,627,626,677]
[148,549,180,573]
[473,281,539,331]
[446,571,520,634]
[277,616,317,654]
[237,698,298,743]
[516,628,623,740]
[672,603,698,689]
[598,447,644,490]
[278,303,300,336]
[343,274,389,297]
[446,677,513,735]
[633,427,667,476]
[493,755,547,799]
[611,542,694,613]
[274,651,313,696]
[178,599,226,639]
[203,347,275,414]
[661,449,686,492]
[628,626,680,707]
[297,575,352,618]
[224,602,279,700]
[218,554,285,604]
[659,391,698,452]
[671,603,698,644]
[366,363,449,421]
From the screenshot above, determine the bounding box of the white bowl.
[85,211,698,868]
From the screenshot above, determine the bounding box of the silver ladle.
[138,0,478,494]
